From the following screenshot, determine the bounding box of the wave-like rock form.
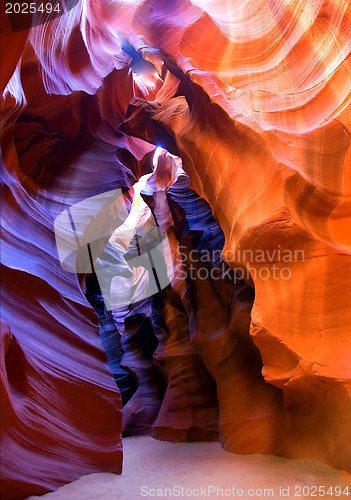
[119,0,351,471]
[165,173,283,453]
[105,163,221,439]
[111,152,278,446]
[85,272,139,407]
[0,103,128,499]
[1,0,351,495]
[0,34,153,498]
[151,286,220,442]
[120,306,166,436]
[121,81,351,470]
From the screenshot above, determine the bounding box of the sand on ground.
[26,436,351,499]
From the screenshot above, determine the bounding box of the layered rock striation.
[1,1,351,497]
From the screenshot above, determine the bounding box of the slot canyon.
[1,0,351,498]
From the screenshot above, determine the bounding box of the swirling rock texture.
[119,0,351,472]
[1,0,351,497]
[0,15,152,498]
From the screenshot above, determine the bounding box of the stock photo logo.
[4,0,81,32]
[54,188,174,311]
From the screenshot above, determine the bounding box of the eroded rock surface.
[1,1,351,497]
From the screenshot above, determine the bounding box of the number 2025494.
[4,1,80,32]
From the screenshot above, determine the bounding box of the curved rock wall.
[118,0,351,471]
[1,0,351,496]
[0,34,151,499]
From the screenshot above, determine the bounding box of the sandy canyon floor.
[26,436,351,500]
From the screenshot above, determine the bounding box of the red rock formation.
[1,1,351,497]
[118,0,351,471]
[0,89,127,499]
[0,25,151,499]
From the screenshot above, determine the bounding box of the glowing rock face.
[1,0,351,497]
[117,0,351,471]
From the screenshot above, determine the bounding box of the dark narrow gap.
[84,272,138,407]
[82,150,267,443]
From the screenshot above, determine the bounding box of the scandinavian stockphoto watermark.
[54,188,174,311]
[54,187,303,310]
[176,246,304,284]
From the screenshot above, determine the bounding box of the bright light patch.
[111,173,152,244]
[153,146,165,169]
[133,72,160,89]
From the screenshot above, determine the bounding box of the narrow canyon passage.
[1,0,351,499]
